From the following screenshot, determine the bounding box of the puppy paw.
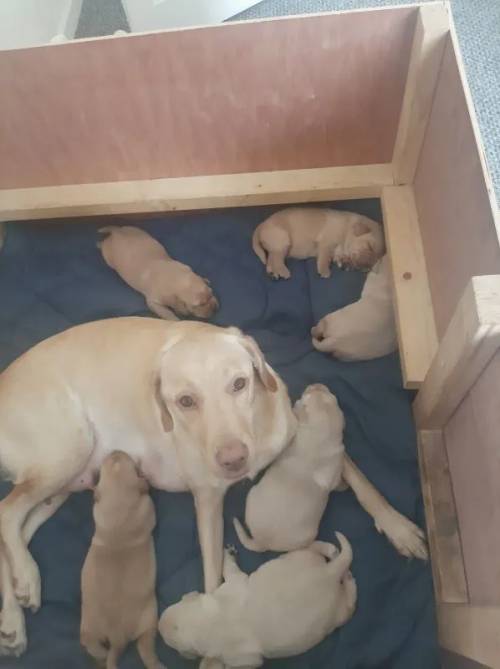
[225,544,238,556]
[267,265,291,280]
[310,325,321,339]
[335,255,350,270]
[273,270,291,280]
[14,557,41,612]
[318,269,331,279]
[375,510,428,561]
[0,601,27,657]
[346,244,377,271]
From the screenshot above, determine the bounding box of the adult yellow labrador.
[0,317,296,656]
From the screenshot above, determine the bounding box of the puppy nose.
[216,442,249,473]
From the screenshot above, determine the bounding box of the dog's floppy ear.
[153,374,173,432]
[238,334,278,393]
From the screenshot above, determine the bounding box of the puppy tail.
[233,518,266,553]
[252,229,267,265]
[329,532,353,576]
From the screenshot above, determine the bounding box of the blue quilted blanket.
[0,200,438,668]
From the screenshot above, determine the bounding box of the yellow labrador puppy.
[0,318,296,656]
[311,255,397,360]
[99,225,218,319]
[252,207,384,279]
[159,537,356,669]
[234,384,427,560]
[234,384,345,552]
[81,451,164,669]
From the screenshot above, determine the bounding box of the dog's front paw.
[13,557,41,612]
[375,510,428,560]
[0,601,27,657]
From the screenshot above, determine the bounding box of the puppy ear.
[153,375,173,432]
[172,296,189,316]
[194,286,211,306]
[239,335,278,393]
[353,219,370,236]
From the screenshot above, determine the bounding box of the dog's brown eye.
[233,377,246,392]
[179,395,195,408]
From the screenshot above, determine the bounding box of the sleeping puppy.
[252,207,384,279]
[234,383,427,560]
[80,451,165,669]
[159,537,356,668]
[311,254,397,360]
[98,225,218,320]
[234,383,345,552]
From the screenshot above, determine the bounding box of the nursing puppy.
[235,383,344,552]
[160,537,356,668]
[80,451,164,669]
[98,225,218,319]
[252,207,384,279]
[234,384,427,560]
[311,254,397,360]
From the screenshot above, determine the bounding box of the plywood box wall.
[0,3,499,666]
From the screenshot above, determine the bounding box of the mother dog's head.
[153,322,296,486]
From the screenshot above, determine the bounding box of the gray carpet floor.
[77,0,499,203]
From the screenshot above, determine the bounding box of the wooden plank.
[0,163,393,222]
[438,604,500,669]
[413,275,500,429]
[381,184,437,388]
[444,350,500,605]
[418,430,468,604]
[413,36,500,337]
[392,2,449,184]
[0,7,416,189]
